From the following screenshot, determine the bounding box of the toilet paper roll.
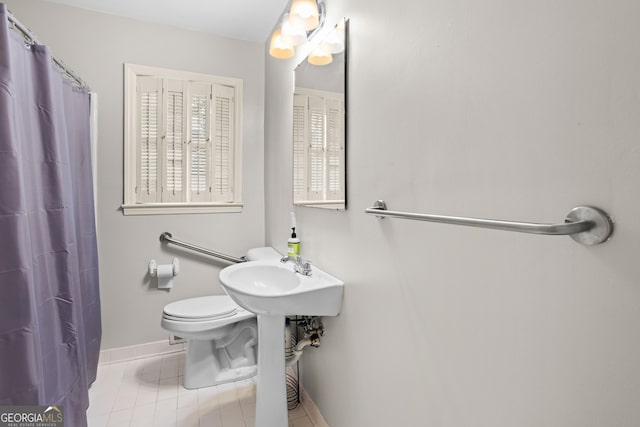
[156,264,175,289]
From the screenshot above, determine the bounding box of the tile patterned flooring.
[88,352,316,427]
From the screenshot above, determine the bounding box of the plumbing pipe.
[285,338,313,367]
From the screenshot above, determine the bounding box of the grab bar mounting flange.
[565,206,614,246]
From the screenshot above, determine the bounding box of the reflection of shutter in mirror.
[326,98,343,199]
[293,95,307,200]
[308,95,325,200]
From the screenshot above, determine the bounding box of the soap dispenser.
[288,212,300,257]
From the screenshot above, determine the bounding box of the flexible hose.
[285,338,313,367]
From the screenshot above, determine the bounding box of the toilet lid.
[163,296,238,320]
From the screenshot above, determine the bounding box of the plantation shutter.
[162,79,186,202]
[212,84,235,202]
[293,94,308,201]
[136,76,162,203]
[325,97,344,200]
[307,95,325,201]
[188,82,212,203]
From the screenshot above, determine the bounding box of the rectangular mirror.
[293,19,348,209]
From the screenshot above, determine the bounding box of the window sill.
[294,200,345,210]
[121,202,243,216]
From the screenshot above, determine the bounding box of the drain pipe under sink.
[285,334,320,367]
[285,316,324,367]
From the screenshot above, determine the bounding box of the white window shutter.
[325,97,345,201]
[188,82,212,203]
[212,84,235,202]
[136,76,162,203]
[162,79,186,202]
[307,95,325,201]
[293,94,309,201]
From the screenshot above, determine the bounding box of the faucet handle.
[283,254,313,275]
[295,255,311,266]
[299,258,313,276]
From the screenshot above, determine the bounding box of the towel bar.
[365,200,613,246]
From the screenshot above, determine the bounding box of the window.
[123,64,243,215]
[292,88,345,206]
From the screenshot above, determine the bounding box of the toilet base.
[182,319,258,389]
[183,359,257,390]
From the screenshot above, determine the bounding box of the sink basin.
[225,264,300,295]
[219,260,344,316]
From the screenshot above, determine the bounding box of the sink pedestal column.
[255,314,287,427]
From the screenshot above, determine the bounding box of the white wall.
[266,1,640,426]
[6,0,266,349]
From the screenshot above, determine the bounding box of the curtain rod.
[6,10,90,89]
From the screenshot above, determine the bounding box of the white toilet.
[160,247,282,390]
[161,295,257,389]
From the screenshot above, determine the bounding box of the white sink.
[219,260,344,316]
[224,263,300,295]
[219,257,344,427]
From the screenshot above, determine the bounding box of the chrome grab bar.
[159,232,246,264]
[365,200,613,246]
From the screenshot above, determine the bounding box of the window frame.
[123,63,243,215]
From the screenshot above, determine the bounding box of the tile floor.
[88,352,317,427]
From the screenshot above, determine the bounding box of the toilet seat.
[163,296,237,321]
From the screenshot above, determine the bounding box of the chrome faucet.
[280,255,312,276]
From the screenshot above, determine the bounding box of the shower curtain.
[0,5,101,427]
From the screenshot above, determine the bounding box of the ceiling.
[41,0,289,42]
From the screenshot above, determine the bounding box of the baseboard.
[300,385,330,427]
[98,339,184,365]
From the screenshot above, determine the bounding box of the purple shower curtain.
[0,4,101,426]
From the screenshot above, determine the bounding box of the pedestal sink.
[219,259,344,427]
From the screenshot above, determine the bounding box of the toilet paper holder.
[149,258,180,289]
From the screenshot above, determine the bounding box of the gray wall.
[266,0,640,426]
[6,0,266,349]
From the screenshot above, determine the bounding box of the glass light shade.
[269,28,294,59]
[322,25,345,54]
[289,0,319,31]
[308,45,332,66]
[281,14,307,46]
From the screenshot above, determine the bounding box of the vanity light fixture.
[281,13,308,46]
[321,20,345,54]
[269,28,295,59]
[307,21,345,66]
[308,45,332,65]
[289,0,320,31]
[268,0,325,60]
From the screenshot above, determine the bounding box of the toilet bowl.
[161,295,257,389]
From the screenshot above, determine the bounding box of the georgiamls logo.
[0,405,64,426]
